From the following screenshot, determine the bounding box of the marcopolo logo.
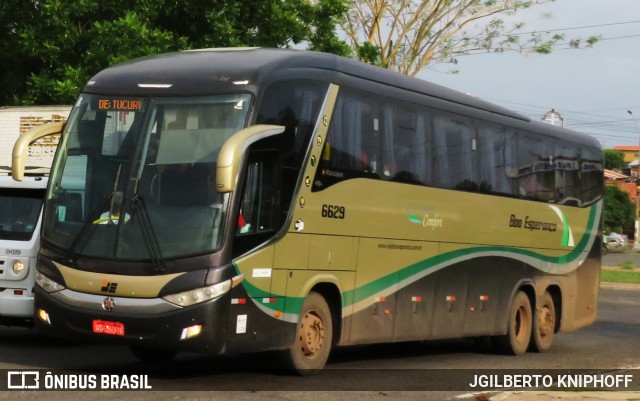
[101,280,118,293]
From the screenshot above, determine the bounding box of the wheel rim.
[299,310,325,359]
[514,305,528,341]
[538,305,554,338]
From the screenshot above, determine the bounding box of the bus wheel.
[130,346,177,363]
[492,291,532,355]
[530,291,555,353]
[287,291,332,375]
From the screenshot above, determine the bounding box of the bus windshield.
[44,93,251,262]
[0,188,44,241]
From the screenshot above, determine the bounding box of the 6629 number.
[321,204,346,219]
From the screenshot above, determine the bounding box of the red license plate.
[92,319,125,336]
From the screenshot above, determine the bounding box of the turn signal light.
[37,309,51,325]
[180,324,203,340]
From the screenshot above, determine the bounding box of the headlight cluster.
[163,280,232,307]
[12,260,26,274]
[3,259,29,280]
[36,271,66,293]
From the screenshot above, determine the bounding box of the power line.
[481,97,640,126]
[450,19,640,57]
[455,33,640,57]
[513,20,640,36]
[474,95,640,145]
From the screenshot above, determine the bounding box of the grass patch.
[601,269,640,284]
[618,260,636,270]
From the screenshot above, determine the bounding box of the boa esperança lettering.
[509,214,557,233]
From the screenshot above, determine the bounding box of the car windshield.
[43,93,251,261]
[0,188,45,241]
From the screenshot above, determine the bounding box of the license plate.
[92,319,125,336]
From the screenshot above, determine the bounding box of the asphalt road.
[0,285,638,400]
[602,251,640,267]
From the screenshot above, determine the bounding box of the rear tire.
[285,291,333,376]
[530,291,556,353]
[492,291,532,355]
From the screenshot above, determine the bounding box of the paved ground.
[490,391,640,400]
[489,278,640,401]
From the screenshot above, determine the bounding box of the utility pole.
[627,110,640,249]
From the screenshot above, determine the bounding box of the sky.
[422,0,640,149]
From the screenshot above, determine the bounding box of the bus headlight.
[12,260,26,274]
[163,280,232,307]
[36,272,66,293]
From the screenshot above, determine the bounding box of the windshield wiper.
[64,192,113,264]
[131,195,165,272]
[65,162,128,263]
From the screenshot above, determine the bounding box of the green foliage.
[1,0,349,105]
[342,1,600,76]
[604,149,626,170]
[601,269,640,284]
[603,185,636,234]
[618,261,636,270]
[356,42,383,66]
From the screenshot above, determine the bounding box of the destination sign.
[97,99,144,111]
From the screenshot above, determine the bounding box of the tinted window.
[0,188,44,241]
[311,86,602,207]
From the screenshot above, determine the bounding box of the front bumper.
[34,285,229,353]
[0,287,34,319]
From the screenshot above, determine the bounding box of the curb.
[600,281,640,290]
[490,391,640,400]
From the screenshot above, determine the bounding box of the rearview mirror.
[216,125,284,193]
[12,121,65,181]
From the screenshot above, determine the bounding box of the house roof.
[612,146,640,151]
[605,169,629,180]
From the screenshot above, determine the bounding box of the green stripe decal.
[344,202,599,307]
[237,201,600,318]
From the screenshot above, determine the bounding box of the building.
[605,169,637,203]
[612,146,640,163]
[612,146,640,177]
[0,106,71,168]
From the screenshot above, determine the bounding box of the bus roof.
[85,48,600,149]
[0,173,48,189]
[86,48,519,114]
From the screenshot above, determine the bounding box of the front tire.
[492,290,532,355]
[286,291,333,375]
[530,291,556,353]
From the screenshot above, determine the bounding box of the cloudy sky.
[422,0,640,149]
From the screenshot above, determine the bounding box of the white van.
[0,169,48,326]
[0,106,68,326]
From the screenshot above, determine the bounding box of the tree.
[1,0,349,105]
[341,0,600,76]
[604,149,626,171]
[603,185,635,234]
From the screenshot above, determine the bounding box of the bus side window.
[237,152,277,228]
[234,150,279,256]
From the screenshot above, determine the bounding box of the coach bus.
[12,48,603,374]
